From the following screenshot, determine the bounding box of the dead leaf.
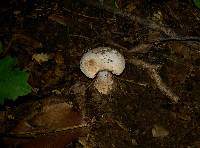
[13,33,43,49]
[32,53,50,64]
[3,96,88,148]
[152,124,169,138]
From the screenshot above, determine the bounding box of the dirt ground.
[0,0,200,147]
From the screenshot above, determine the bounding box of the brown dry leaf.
[48,15,70,26]
[13,33,42,49]
[3,96,88,148]
[31,102,81,129]
[54,52,65,65]
[152,124,169,138]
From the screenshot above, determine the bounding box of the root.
[129,57,180,103]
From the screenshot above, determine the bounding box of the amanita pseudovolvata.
[80,47,125,94]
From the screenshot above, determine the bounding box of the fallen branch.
[63,5,177,37]
[128,57,180,103]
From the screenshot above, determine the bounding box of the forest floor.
[0,0,200,147]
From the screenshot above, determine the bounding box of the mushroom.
[80,47,125,94]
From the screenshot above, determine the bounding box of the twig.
[115,76,148,87]
[105,40,129,52]
[153,36,200,43]
[0,38,13,58]
[125,36,200,53]
[63,7,108,21]
[69,34,93,41]
[7,123,90,138]
[128,57,180,103]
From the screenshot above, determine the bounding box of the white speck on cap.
[80,47,125,78]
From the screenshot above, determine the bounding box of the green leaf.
[0,56,32,104]
[193,0,200,9]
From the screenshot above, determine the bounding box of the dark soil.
[0,0,200,147]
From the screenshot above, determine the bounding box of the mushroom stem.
[94,71,114,94]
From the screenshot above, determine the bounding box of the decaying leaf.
[32,53,50,64]
[13,33,43,49]
[152,125,169,138]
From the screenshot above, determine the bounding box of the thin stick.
[69,34,93,41]
[153,36,200,43]
[7,123,89,138]
[63,7,108,21]
[0,38,13,58]
[115,76,148,87]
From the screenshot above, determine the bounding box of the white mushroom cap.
[80,47,125,78]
